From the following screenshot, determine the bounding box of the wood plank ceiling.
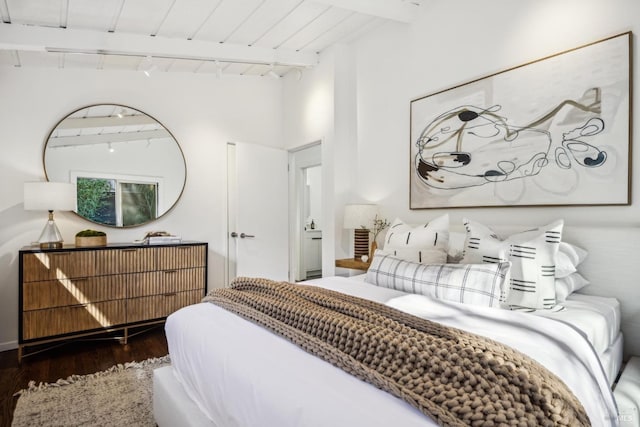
[0,0,422,78]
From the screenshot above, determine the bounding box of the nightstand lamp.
[24,181,77,249]
[343,204,377,260]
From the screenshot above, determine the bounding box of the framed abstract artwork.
[410,32,632,209]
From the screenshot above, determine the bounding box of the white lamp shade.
[24,182,77,211]
[343,204,377,229]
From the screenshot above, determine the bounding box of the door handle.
[230,232,255,238]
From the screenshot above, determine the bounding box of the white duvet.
[165,276,619,427]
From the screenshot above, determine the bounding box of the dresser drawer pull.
[51,252,71,256]
[164,270,178,274]
[163,292,177,297]
[121,248,138,252]
[178,247,190,250]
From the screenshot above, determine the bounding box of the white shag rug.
[12,355,170,427]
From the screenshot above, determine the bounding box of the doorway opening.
[289,142,322,282]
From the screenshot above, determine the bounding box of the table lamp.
[24,181,77,249]
[343,204,377,260]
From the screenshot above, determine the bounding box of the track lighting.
[267,64,280,79]
[141,56,157,77]
[116,108,126,118]
[108,142,114,153]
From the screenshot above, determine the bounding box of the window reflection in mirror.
[44,104,186,228]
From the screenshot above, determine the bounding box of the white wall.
[353,0,640,228]
[0,67,282,350]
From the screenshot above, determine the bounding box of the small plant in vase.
[369,215,390,259]
[75,229,107,247]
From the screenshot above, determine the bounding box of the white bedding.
[534,293,621,354]
[165,276,619,427]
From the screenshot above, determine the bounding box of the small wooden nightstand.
[335,258,371,271]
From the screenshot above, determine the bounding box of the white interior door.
[227,142,289,282]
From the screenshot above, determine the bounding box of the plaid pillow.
[365,251,510,308]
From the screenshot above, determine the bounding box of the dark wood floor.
[0,326,168,427]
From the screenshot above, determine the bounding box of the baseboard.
[0,340,18,353]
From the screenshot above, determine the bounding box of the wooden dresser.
[18,241,207,361]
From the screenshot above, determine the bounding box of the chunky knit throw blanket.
[203,277,589,427]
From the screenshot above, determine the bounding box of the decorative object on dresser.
[75,229,107,247]
[23,181,77,249]
[18,241,207,362]
[343,204,377,260]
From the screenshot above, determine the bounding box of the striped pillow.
[365,251,510,308]
[383,214,449,263]
[461,219,564,310]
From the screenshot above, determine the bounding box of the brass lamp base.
[39,241,63,249]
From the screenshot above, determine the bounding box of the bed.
[154,223,640,427]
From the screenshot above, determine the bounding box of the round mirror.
[44,104,186,228]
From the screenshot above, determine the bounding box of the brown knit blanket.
[203,277,589,427]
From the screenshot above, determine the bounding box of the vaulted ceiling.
[0,0,422,78]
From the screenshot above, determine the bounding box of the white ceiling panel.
[278,6,352,51]
[67,0,126,31]
[115,0,176,36]
[301,13,380,53]
[191,0,265,42]
[7,0,63,27]
[155,0,222,40]
[224,0,302,46]
[0,0,419,76]
[252,1,329,49]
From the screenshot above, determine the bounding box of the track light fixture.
[141,56,157,77]
[267,64,280,79]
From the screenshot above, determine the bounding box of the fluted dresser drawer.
[22,300,126,340]
[127,290,203,323]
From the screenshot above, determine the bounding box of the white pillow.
[378,247,447,264]
[383,214,449,263]
[461,218,564,310]
[556,272,590,302]
[446,231,466,263]
[555,242,588,278]
[365,251,510,308]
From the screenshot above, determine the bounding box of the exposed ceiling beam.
[313,0,419,23]
[56,115,157,130]
[0,22,318,67]
[48,129,171,148]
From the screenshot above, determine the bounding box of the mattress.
[164,276,619,426]
[533,293,621,354]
